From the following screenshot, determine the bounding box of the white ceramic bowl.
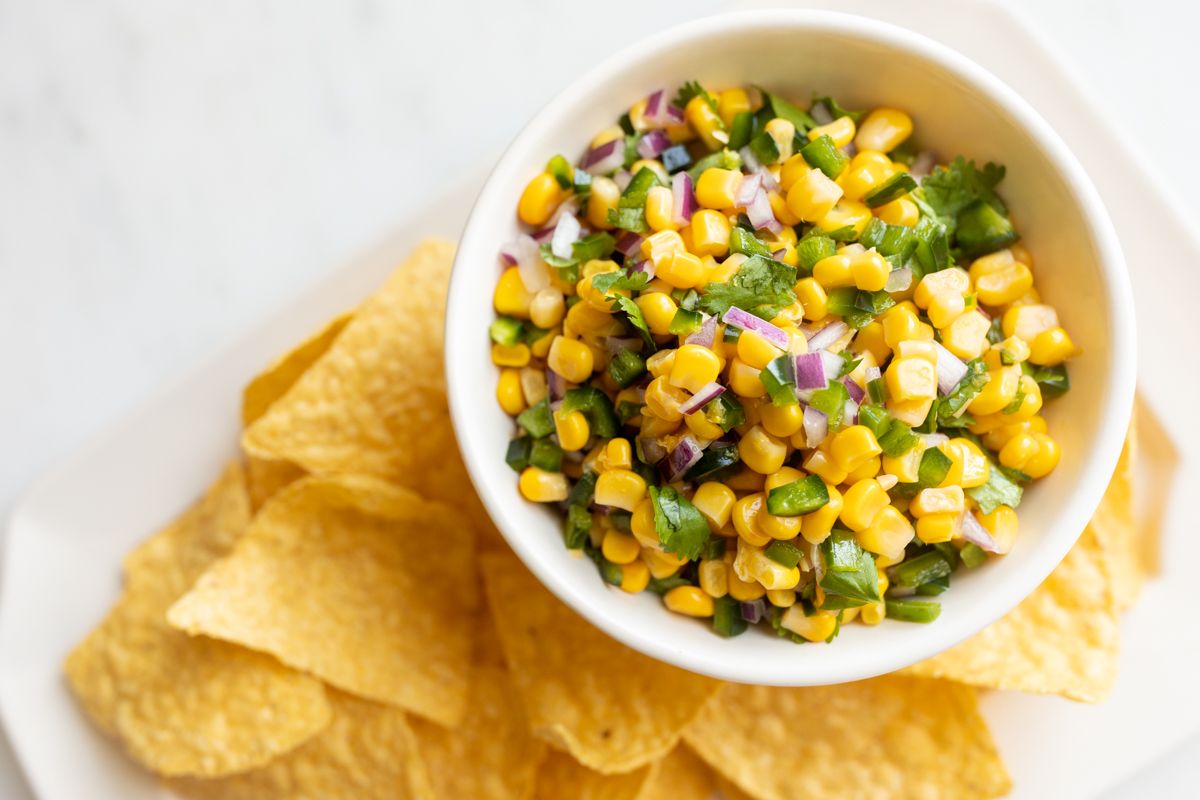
[446,9,1135,685]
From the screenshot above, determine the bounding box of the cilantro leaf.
[920,156,1007,220]
[592,269,651,294]
[609,294,656,352]
[967,460,1024,514]
[696,254,797,319]
[756,87,816,132]
[648,486,711,560]
[937,358,988,425]
[811,94,864,124]
[672,80,717,112]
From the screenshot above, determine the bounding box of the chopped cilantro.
[696,254,797,319]
[967,461,1024,514]
[672,80,717,112]
[648,486,711,560]
[810,94,864,124]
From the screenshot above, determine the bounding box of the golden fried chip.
[534,750,651,800]
[1133,396,1177,579]
[240,240,475,507]
[244,456,307,513]
[241,310,355,428]
[481,550,722,774]
[411,665,544,800]
[683,677,1011,800]
[172,689,431,800]
[168,473,477,726]
[1095,426,1138,609]
[65,463,331,777]
[636,745,717,800]
[905,523,1119,702]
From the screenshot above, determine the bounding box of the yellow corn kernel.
[816,199,872,235]
[731,493,771,546]
[657,250,705,290]
[708,253,746,285]
[838,150,893,202]
[845,456,881,482]
[646,348,676,378]
[1029,327,1076,366]
[641,229,687,268]
[529,327,557,358]
[978,505,1019,553]
[878,304,918,350]
[529,287,566,329]
[1024,433,1061,478]
[928,292,967,330]
[644,185,678,232]
[767,588,796,608]
[1002,303,1058,343]
[887,397,933,427]
[978,414,1046,450]
[852,320,889,365]
[693,482,736,530]
[492,341,531,368]
[897,339,937,363]
[728,357,767,398]
[850,249,890,292]
[942,309,991,360]
[718,87,752,126]
[914,267,969,309]
[997,335,1032,365]
[695,168,743,210]
[644,547,688,580]
[670,344,722,393]
[886,356,937,402]
[518,467,569,502]
[779,154,811,190]
[769,189,802,225]
[793,482,840,545]
[494,267,534,318]
[605,438,633,470]
[969,249,1032,306]
[699,559,730,598]
[517,172,565,226]
[786,169,844,222]
[586,176,620,229]
[915,512,958,544]
[875,196,919,226]
[856,505,915,560]
[854,108,913,153]
[635,292,679,336]
[860,601,886,625]
[808,115,857,148]
[761,466,803,494]
[547,336,594,383]
[564,300,621,337]
[496,368,526,415]
[728,570,767,601]
[968,364,1021,415]
[519,367,548,407]
[644,375,689,422]
[830,425,883,474]
[554,409,590,452]
[685,94,726,151]
[664,585,715,617]
[731,329,780,371]
[802,448,848,487]
[882,445,923,484]
[760,402,805,438]
[619,559,651,593]
[601,530,641,565]
[812,254,854,289]
[738,425,788,475]
[630,497,658,549]
[840,478,890,532]
[690,209,732,257]
[764,117,796,162]
[779,606,838,642]
[910,485,966,516]
[941,438,990,488]
[684,409,724,440]
[630,158,668,183]
[591,125,625,148]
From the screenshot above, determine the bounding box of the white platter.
[2,1,1196,797]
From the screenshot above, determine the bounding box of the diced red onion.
[613,169,633,191]
[499,245,517,267]
[961,511,1003,553]
[628,259,655,281]
[806,320,849,352]
[933,341,969,395]
[672,172,696,226]
[841,141,858,158]
[746,190,782,234]
[885,266,913,293]
[920,432,949,449]
[546,370,567,402]
[740,599,766,624]
[734,173,762,207]
[515,234,551,292]
[738,145,761,173]
[680,382,726,415]
[637,129,671,159]
[772,248,786,259]
[548,197,579,227]
[810,101,834,126]
[803,405,828,448]
[794,353,827,390]
[910,151,937,179]
[865,365,882,383]
[530,226,556,244]
[756,166,781,194]
[684,313,717,348]
[550,212,581,260]
[843,398,860,425]
[667,105,684,123]
[722,306,789,349]
[644,90,684,127]
[638,436,667,464]
[662,435,704,482]
[615,231,643,258]
[819,349,843,380]
[582,138,624,175]
[604,337,643,357]
[644,89,666,124]
[843,377,866,404]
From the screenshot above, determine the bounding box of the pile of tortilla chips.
[64,239,1159,799]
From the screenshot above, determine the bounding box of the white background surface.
[2,1,1195,797]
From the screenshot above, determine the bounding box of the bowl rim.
[446,8,1136,685]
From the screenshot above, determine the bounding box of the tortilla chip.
[481,550,722,774]
[683,677,1011,800]
[904,523,1118,702]
[1133,395,1177,580]
[411,665,544,800]
[244,456,307,513]
[172,689,431,800]
[65,463,331,777]
[534,750,652,800]
[241,309,355,428]
[168,473,476,726]
[636,745,717,800]
[1088,424,1140,610]
[240,240,475,509]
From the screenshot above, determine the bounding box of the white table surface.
[2,1,1196,797]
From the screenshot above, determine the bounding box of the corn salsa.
[490,82,1076,642]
